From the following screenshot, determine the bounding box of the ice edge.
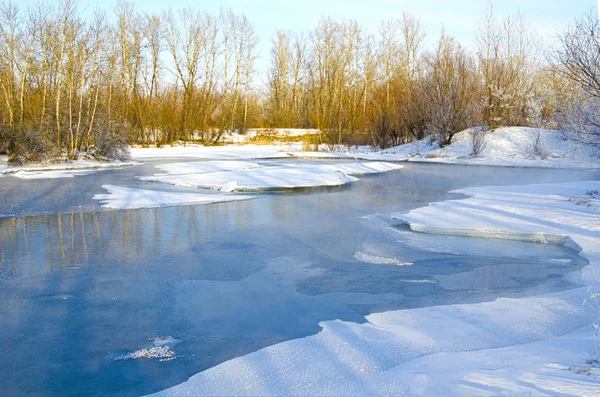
[391,216,584,255]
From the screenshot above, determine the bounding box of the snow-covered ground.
[1,127,596,179]
[93,185,253,210]
[220,128,321,143]
[129,144,292,160]
[139,161,403,191]
[149,181,600,396]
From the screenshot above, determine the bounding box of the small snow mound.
[353,251,412,266]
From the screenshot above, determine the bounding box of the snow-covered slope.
[379,127,598,168]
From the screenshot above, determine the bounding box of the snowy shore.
[129,127,598,169]
[0,157,136,179]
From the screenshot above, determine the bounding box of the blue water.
[0,162,597,396]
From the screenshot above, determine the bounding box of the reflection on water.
[0,201,267,282]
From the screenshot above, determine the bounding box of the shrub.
[93,121,131,161]
[469,127,488,157]
[531,131,550,159]
[0,127,54,165]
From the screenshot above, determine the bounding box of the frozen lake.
[0,161,598,396]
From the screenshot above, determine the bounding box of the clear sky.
[18,0,600,69]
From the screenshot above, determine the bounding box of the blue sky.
[84,0,597,45]
[19,0,600,68]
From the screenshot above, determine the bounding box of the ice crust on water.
[115,346,175,361]
[115,337,181,361]
[353,251,412,266]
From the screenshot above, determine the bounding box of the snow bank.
[93,185,252,210]
[0,159,135,176]
[11,169,101,179]
[139,162,402,191]
[379,127,599,168]
[393,181,599,266]
[149,180,600,397]
[149,288,597,396]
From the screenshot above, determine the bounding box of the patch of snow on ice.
[139,162,401,191]
[155,160,262,175]
[115,337,181,361]
[115,346,175,361]
[353,251,412,266]
[93,185,252,210]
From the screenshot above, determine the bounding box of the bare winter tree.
[421,32,480,146]
[553,11,600,151]
[476,5,539,129]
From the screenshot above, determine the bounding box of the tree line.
[0,0,595,163]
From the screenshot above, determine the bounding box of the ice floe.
[93,185,252,210]
[139,161,402,191]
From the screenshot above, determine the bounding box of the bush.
[531,131,550,159]
[469,127,488,157]
[93,122,131,161]
[0,127,54,165]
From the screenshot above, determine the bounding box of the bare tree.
[476,4,539,128]
[422,32,480,146]
[553,11,600,151]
